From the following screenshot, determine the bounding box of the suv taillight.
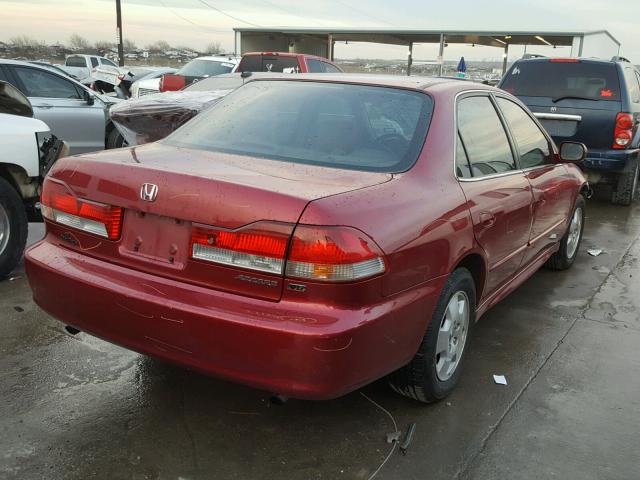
[41,179,123,240]
[613,113,634,149]
[190,223,386,282]
[159,74,186,92]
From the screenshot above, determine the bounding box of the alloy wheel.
[435,291,470,381]
[566,207,583,259]
[0,203,10,256]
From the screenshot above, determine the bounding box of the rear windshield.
[65,56,86,67]
[177,59,235,77]
[164,80,433,173]
[501,61,621,101]
[239,56,301,73]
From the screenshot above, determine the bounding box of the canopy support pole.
[407,42,413,76]
[502,43,510,75]
[438,34,445,76]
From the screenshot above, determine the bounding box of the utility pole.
[116,0,124,66]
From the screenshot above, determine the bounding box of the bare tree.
[123,38,137,52]
[94,40,115,51]
[10,35,44,49]
[204,41,222,55]
[151,40,171,52]
[69,34,90,51]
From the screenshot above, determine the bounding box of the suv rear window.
[65,56,86,67]
[164,80,433,173]
[501,61,621,101]
[238,56,301,73]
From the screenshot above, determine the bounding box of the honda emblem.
[140,183,158,202]
[550,106,557,113]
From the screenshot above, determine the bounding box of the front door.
[456,94,533,295]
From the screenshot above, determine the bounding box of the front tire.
[0,177,28,279]
[106,126,127,149]
[545,194,585,270]
[388,268,476,403]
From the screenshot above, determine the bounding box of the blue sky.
[1,0,638,61]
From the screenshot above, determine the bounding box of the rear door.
[456,94,533,295]
[8,65,106,154]
[500,60,623,150]
[494,95,575,265]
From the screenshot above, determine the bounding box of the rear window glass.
[177,59,235,77]
[65,56,86,67]
[501,61,621,101]
[239,56,300,73]
[164,80,433,173]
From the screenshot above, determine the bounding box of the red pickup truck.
[236,52,342,74]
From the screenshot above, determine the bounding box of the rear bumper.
[25,239,444,400]
[583,148,639,172]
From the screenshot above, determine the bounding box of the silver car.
[0,59,121,154]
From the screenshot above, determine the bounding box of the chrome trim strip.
[533,112,582,122]
[528,218,566,246]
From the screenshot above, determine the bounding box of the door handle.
[479,212,496,228]
[37,103,53,109]
[534,193,547,206]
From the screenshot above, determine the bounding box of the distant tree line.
[4,34,224,57]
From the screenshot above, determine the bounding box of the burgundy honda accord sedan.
[26,76,589,402]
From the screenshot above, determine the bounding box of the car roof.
[244,73,495,93]
[242,52,333,61]
[191,56,239,63]
[513,57,626,66]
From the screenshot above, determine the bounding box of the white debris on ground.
[493,375,508,385]
[587,248,604,256]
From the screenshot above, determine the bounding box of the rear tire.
[611,159,638,206]
[0,177,28,279]
[545,194,585,270]
[388,268,476,403]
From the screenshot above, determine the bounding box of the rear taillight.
[117,73,125,81]
[286,226,385,282]
[190,223,386,282]
[40,179,123,240]
[613,113,634,149]
[159,74,186,92]
[191,222,291,275]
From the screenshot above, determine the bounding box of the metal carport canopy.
[233,28,621,74]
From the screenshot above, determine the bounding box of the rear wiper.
[552,95,598,103]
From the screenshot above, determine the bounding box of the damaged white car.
[0,81,67,277]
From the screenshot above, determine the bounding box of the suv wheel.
[388,268,476,403]
[611,159,638,206]
[0,177,28,279]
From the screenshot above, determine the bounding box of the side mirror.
[83,89,95,106]
[559,142,587,163]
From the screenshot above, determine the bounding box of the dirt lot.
[1,198,639,480]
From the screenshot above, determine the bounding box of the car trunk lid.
[46,143,391,300]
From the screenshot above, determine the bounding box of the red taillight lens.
[40,179,123,240]
[117,73,125,81]
[613,113,635,149]
[159,74,186,92]
[286,226,385,282]
[190,222,292,275]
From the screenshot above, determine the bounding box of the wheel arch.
[0,163,28,199]
[453,252,487,305]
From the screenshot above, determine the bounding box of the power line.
[193,0,263,28]
[157,0,229,32]
[330,0,397,27]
